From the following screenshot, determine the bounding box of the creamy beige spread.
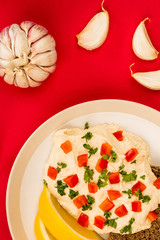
[43,124,160,235]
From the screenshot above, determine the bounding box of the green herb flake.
[83,143,98,158]
[102,154,109,160]
[110,150,117,162]
[84,122,89,129]
[56,162,67,172]
[135,189,151,203]
[120,170,137,182]
[55,180,68,196]
[119,164,125,171]
[82,132,93,142]
[68,189,79,199]
[140,175,146,180]
[120,218,135,234]
[97,169,110,189]
[84,166,94,183]
[43,179,48,187]
[131,160,137,164]
[122,189,133,199]
[82,195,95,211]
[104,211,118,229]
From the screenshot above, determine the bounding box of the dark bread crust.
[108,166,160,240]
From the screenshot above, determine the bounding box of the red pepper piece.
[77,154,88,167]
[63,174,79,188]
[94,216,106,229]
[115,204,128,217]
[147,211,159,222]
[47,166,58,180]
[77,213,89,227]
[125,148,138,162]
[99,198,115,212]
[132,181,146,194]
[153,177,160,189]
[95,158,108,173]
[73,195,88,209]
[107,190,122,201]
[88,182,98,193]
[113,131,124,141]
[109,172,120,184]
[60,140,72,154]
[100,143,112,156]
[132,201,142,212]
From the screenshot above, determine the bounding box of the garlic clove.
[0,26,11,50]
[0,41,14,60]
[0,59,11,68]
[30,50,57,66]
[132,18,159,60]
[26,75,42,87]
[14,69,29,88]
[76,8,109,50]
[28,24,48,45]
[40,64,56,73]
[20,21,35,35]
[31,35,56,57]
[4,69,15,85]
[24,64,49,82]
[0,68,5,77]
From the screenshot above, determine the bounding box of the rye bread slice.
[108,166,160,240]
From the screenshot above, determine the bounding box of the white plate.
[6,100,160,240]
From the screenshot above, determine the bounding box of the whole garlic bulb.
[0,21,57,88]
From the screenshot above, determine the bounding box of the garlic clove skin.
[76,10,109,50]
[132,18,159,60]
[28,24,48,45]
[31,50,57,66]
[24,64,49,82]
[14,69,29,88]
[20,21,35,35]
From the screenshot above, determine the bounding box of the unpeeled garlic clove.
[0,42,14,60]
[24,64,49,82]
[40,65,56,73]
[0,68,5,77]
[20,21,35,35]
[26,75,42,87]
[132,18,159,60]
[4,69,15,85]
[28,24,48,45]
[76,2,109,50]
[0,27,11,50]
[14,69,29,88]
[31,50,57,66]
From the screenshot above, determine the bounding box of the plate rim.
[6,99,160,240]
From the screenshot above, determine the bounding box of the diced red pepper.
[47,166,58,180]
[73,195,88,209]
[132,201,142,212]
[113,131,124,141]
[147,211,159,222]
[100,143,112,157]
[125,148,138,162]
[115,204,128,217]
[77,154,88,167]
[77,213,89,227]
[95,158,108,173]
[153,177,160,189]
[94,216,106,230]
[88,182,98,193]
[107,190,122,201]
[132,181,146,194]
[63,174,79,188]
[60,140,72,154]
[99,198,115,212]
[109,172,120,184]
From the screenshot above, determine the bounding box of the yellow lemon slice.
[38,186,102,240]
[34,213,56,240]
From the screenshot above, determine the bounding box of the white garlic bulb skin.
[0,21,57,88]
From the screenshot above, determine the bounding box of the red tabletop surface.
[0,0,160,238]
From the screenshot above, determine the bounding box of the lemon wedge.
[38,186,102,240]
[34,212,56,240]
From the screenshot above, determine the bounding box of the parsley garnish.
[104,211,118,229]
[110,150,117,162]
[119,164,125,171]
[55,180,68,196]
[82,132,93,142]
[102,154,109,160]
[97,169,110,189]
[84,122,89,129]
[131,160,137,164]
[120,218,135,234]
[84,166,94,183]
[83,143,98,158]
[135,189,151,203]
[120,170,137,182]
[82,195,95,211]
[57,162,67,172]
[43,179,48,187]
[122,189,133,199]
[68,189,79,199]
[140,175,146,180]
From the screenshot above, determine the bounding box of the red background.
[0,0,160,238]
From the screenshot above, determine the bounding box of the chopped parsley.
[131,160,137,164]
[84,166,94,183]
[110,150,117,162]
[140,175,146,180]
[83,143,98,158]
[122,189,133,199]
[56,162,67,172]
[104,211,118,229]
[55,180,68,196]
[119,164,125,171]
[102,154,110,160]
[82,132,93,142]
[68,189,79,199]
[82,195,95,211]
[120,170,137,182]
[97,169,110,189]
[43,179,48,187]
[84,122,89,129]
[120,218,135,234]
[135,189,151,203]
